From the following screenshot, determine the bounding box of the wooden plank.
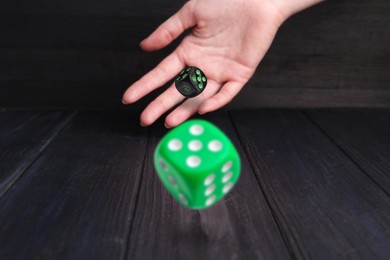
[0,0,388,54]
[0,0,182,17]
[0,109,73,197]
[0,110,148,259]
[227,87,390,109]
[230,109,390,259]
[273,0,390,56]
[126,111,291,260]
[0,49,144,81]
[0,80,137,108]
[0,14,169,50]
[0,48,167,108]
[0,0,389,108]
[305,109,390,195]
[1,52,389,108]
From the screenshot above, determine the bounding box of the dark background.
[0,0,389,109]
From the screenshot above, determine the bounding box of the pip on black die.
[175,66,207,98]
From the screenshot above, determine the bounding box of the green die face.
[153,119,241,209]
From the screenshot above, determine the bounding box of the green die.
[153,119,241,209]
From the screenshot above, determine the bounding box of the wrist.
[269,0,325,21]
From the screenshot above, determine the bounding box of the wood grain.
[305,109,390,195]
[0,110,148,259]
[0,0,389,107]
[0,109,73,197]
[126,111,292,260]
[230,109,390,259]
[0,108,389,259]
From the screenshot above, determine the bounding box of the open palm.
[122,0,285,128]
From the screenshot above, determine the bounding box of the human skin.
[122,0,324,128]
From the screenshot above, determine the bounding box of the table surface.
[0,108,389,260]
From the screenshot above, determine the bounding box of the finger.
[198,81,244,114]
[140,84,185,126]
[140,1,196,52]
[122,52,184,104]
[165,81,221,128]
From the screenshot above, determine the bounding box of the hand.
[122,0,321,128]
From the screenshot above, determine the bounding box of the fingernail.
[164,123,170,129]
[198,108,207,115]
[122,99,127,105]
[140,121,146,127]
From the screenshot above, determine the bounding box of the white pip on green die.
[153,119,241,209]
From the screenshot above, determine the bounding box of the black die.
[175,66,207,98]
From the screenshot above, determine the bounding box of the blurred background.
[0,0,389,109]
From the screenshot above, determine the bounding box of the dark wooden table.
[0,108,389,260]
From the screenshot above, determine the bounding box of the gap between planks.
[302,110,390,198]
[0,110,78,199]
